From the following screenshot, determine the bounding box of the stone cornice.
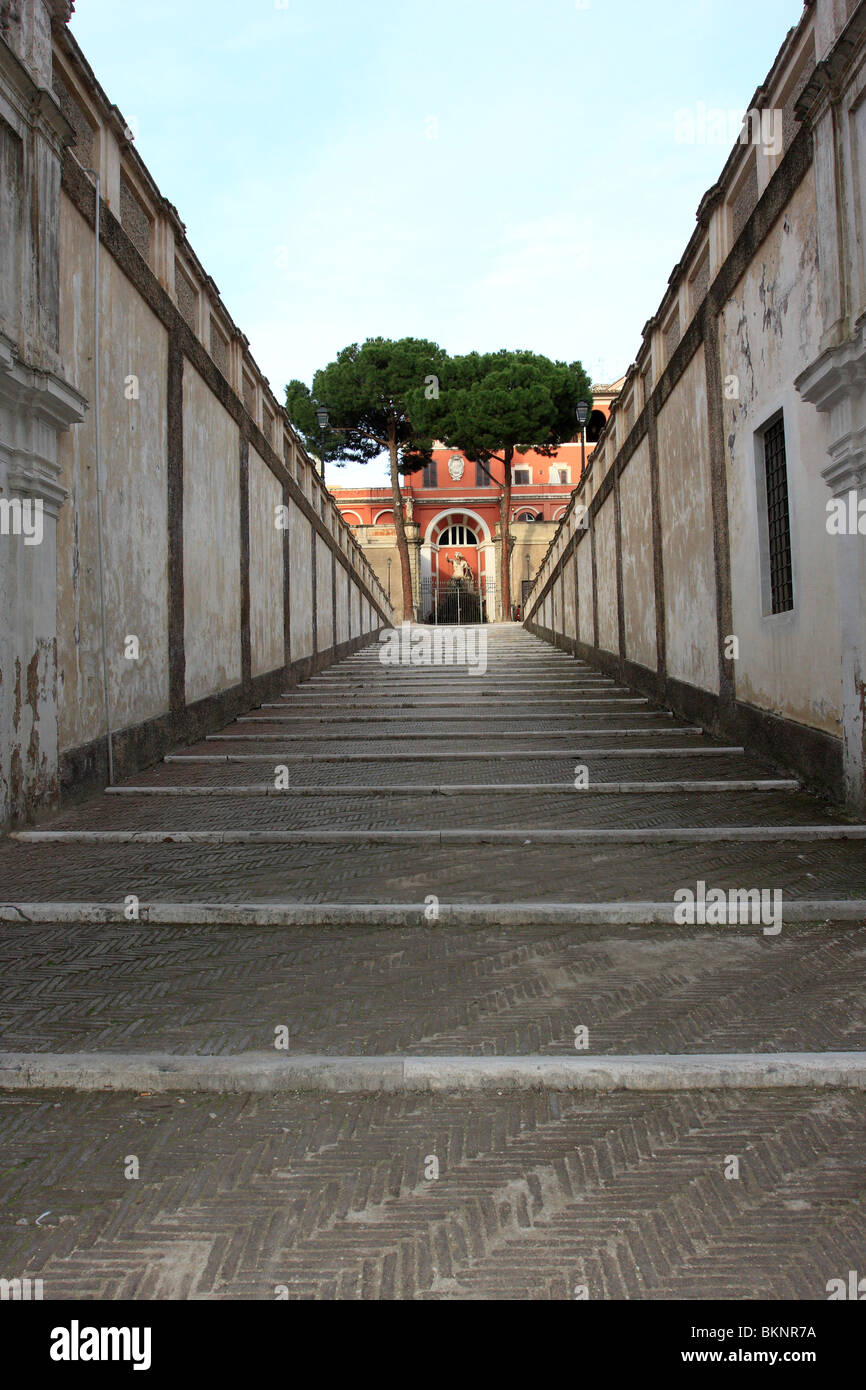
[796,4,866,121]
[0,27,73,145]
[795,318,866,494]
[697,181,725,229]
[0,335,86,514]
[48,1,75,30]
[0,333,87,428]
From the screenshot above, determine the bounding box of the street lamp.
[576,399,589,480]
[316,404,329,485]
[387,556,392,601]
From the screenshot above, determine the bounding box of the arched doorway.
[422,510,493,623]
[436,521,480,586]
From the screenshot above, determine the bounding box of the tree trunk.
[499,444,513,620]
[388,422,415,622]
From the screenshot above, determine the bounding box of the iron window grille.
[762,415,794,614]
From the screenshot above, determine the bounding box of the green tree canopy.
[291,337,445,619]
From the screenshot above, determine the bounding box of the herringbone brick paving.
[36,788,846,832]
[1,1088,864,1299]
[104,750,791,785]
[1,836,864,900]
[1,624,864,1301]
[0,922,865,1056]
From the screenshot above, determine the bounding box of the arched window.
[439,524,479,546]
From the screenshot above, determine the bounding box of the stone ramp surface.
[0,921,865,1058]
[1,1088,864,1300]
[1,624,865,1300]
[1,835,864,903]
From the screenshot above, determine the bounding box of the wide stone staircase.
[1,623,865,1299]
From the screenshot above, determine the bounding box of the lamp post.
[387,556,392,601]
[576,399,589,480]
[316,404,329,485]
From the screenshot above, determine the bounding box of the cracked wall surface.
[720,170,841,738]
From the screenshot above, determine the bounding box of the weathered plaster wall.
[0,13,392,829]
[720,170,841,735]
[577,535,593,645]
[248,446,283,678]
[547,575,557,635]
[183,363,240,704]
[619,439,657,671]
[335,563,349,647]
[56,195,169,753]
[519,3,864,801]
[595,497,618,655]
[315,535,333,653]
[289,501,313,662]
[656,346,720,695]
[562,553,576,640]
[350,583,361,639]
[1,518,61,823]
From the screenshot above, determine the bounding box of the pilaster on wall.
[0,1,86,829]
[589,510,599,649]
[645,396,667,678]
[166,334,185,716]
[794,4,866,809]
[239,433,252,694]
[797,319,866,810]
[612,464,626,671]
[701,301,735,712]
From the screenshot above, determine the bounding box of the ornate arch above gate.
[423,507,492,547]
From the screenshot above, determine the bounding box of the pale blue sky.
[70,0,804,483]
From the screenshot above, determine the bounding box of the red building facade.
[331,389,618,621]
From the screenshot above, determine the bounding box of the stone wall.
[525,0,866,809]
[0,0,86,829]
[0,3,392,829]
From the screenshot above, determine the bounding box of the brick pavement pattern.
[1,624,864,1299]
[0,921,865,1057]
[2,1088,865,1299]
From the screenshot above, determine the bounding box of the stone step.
[0,919,864,1065]
[164,745,746,763]
[2,1052,865,1095]
[40,787,834,833]
[119,750,782,786]
[0,836,863,904]
[14,825,866,846]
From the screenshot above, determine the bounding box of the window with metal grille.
[474,460,491,486]
[421,460,437,488]
[762,415,794,614]
[439,525,478,546]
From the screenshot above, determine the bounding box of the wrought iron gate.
[419,576,495,624]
